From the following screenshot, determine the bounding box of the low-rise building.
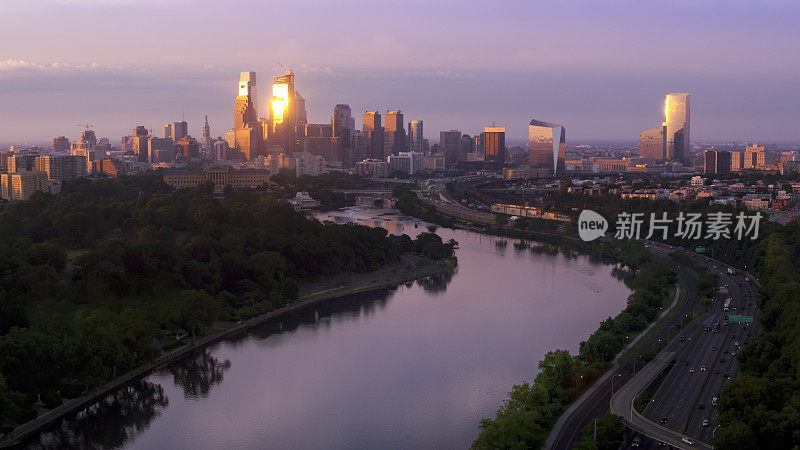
[162,167,269,191]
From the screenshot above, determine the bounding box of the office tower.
[175,137,200,159]
[148,137,175,163]
[408,120,424,154]
[528,119,566,175]
[459,134,474,161]
[362,111,383,160]
[229,71,262,161]
[665,93,690,163]
[53,136,69,153]
[35,155,87,181]
[271,69,301,152]
[440,130,461,164]
[173,121,188,141]
[481,127,506,165]
[163,124,173,140]
[239,71,258,115]
[131,126,150,162]
[640,125,666,160]
[333,104,353,146]
[383,110,406,156]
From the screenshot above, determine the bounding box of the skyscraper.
[383,110,406,156]
[481,127,506,165]
[528,119,566,175]
[173,121,188,141]
[640,125,666,160]
[408,120,424,154]
[53,136,69,153]
[440,130,461,164]
[271,69,300,152]
[163,124,173,140]
[362,111,383,160]
[459,134,474,161]
[665,93,690,163]
[229,71,262,160]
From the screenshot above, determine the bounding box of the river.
[24,207,630,449]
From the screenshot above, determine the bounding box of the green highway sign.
[696,247,706,253]
[729,315,754,323]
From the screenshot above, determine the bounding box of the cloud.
[0,59,98,72]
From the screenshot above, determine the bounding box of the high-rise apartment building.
[704,150,731,175]
[528,119,566,175]
[163,124,173,140]
[731,151,743,171]
[53,136,70,153]
[640,125,666,160]
[665,93,690,163]
[0,171,48,201]
[481,127,506,165]
[383,110,406,156]
[744,144,771,168]
[35,155,87,181]
[362,111,383,160]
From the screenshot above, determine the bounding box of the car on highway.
[732,350,737,356]
[712,396,718,406]
[735,340,740,346]
[631,436,641,447]
[714,368,720,374]
[702,419,710,427]
[724,371,730,378]
[711,345,717,351]
[684,361,690,366]
[660,417,668,424]
[721,358,726,362]
[689,367,696,373]
[700,365,707,371]
[682,437,696,446]
[698,402,705,409]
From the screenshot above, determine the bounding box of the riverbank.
[0,254,454,448]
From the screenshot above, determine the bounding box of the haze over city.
[2,0,799,144]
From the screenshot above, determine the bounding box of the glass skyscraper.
[480,127,506,164]
[528,119,566,176]
[665,93,690,163]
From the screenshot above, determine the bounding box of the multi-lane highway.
[638,251,759,446]
[548,243,701,449]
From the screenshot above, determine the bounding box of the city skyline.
[2,0,799,144]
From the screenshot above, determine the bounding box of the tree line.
[0,174,454,430]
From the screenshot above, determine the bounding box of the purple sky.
[1,0,799,145]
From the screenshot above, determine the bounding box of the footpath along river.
[23,207,630,449]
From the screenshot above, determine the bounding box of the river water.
[25,207,630,449]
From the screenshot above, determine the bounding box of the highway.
[639,251,759,446]
[548,244,700,449]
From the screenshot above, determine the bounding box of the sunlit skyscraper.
[480,127,506,165]
[383,110,406,156]
[440,130,461,163]
[665,93,690,163]
[528,119,565,175]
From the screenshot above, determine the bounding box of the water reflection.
[166,351,231,400]
[22,381,168,449]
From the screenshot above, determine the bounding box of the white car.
[702,419,710,427]
[682,437,696,446]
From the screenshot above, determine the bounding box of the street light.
[611,373,622,395]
